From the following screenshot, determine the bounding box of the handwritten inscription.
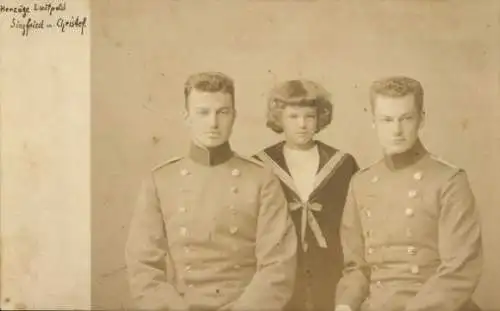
[0,2,88,37]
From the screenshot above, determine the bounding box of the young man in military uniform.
[335,76,483,311]
[125,72,297,311]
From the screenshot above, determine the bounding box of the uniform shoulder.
[353,158,382,177]
[232,154,277,181]
[234,153,265,168]
[428,153,462,173]
[151,156,184,172]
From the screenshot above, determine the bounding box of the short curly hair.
[266,80,333,134]
[184,72,235,108]
[369,76,424,113]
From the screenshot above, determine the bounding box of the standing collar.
[189,141,233,166]
[383,139,428,171]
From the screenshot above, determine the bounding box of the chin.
[205,140,227,148]
[385,145,411,155]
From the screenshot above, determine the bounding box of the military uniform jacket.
[254,141,359,311]
[125,142,297,311]
[335,141,483,311]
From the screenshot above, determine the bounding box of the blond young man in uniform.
[335,76,483,311]
[125,72,297,311]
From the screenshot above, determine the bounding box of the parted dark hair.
[266,79,333,134]
[369,76,424,113]
[184,72,235,108]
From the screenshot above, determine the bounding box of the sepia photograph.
[1,0,499,310]
[91,1,500,310]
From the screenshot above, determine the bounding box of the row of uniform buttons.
[229,169,240,237]
[177,168,242,237]
[227,168,243,271]
[370,263,421,276]
[370,171,423,183]
[366,170,425,289]
[365,170,424,252]
[179,168,192,241]
[178,166,244,280]
[363,188,419,217]
[366,245,418,256]
[373,272,422,289]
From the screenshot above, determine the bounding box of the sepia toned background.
[92,1,500,310]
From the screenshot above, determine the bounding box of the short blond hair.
[266,80,333,134]
[184,72,235,108]
[370,76,424,113]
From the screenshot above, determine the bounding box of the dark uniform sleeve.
[335,179,370,310]
[226,170,298,311]
[125,173,189,311]
[405,170,483,311]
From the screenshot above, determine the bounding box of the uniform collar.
[189,141,233,166]
[383,139,428,171]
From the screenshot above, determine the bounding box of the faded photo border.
[1,0,500,310]
[0,0,90,309]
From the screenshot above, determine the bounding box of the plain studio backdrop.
[92,1,500,309]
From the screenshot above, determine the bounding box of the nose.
[208,112,218,128]
[298,116,307,128]
[392,120,403,135]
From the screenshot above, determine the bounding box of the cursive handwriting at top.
[1,2,88,37]
[10,15,87,37]
[33,3,67,16]
[0,4,30,18]
[0,3,66,17]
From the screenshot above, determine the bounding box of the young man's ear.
[419,110,426,129]
[183,108,190,125]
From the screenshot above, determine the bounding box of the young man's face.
[281,105,318,149]
[373,94,424,155]
[185,89,236,148]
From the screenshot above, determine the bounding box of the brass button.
[410,265,420,274]
[180,227,188,236]
[376,281,383,288]
[414,171,423,180]
[408,190,418,198]
[407,246,417,255]
[180,169,190,176]
[231,186,238,193]
[367,247,374,255]
[405,208,414,217]
[229,226,239,234]
[231,169,240,177]
[179,206,187,213]
[365,210,372,218]
[371,176,379,183]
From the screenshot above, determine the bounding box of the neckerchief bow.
[289,201,327,252]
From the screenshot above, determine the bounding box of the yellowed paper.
[1,0,500,310]
[0,0,90,309]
